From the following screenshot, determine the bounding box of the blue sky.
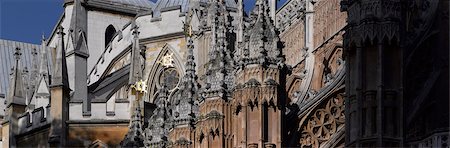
[0,0,286,44]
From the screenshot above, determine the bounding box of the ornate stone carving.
[239,0,284,68]
[145,86,171,147]
[202,0,235,98]
[300,93,345,148]
[280,21,305,66]
[276,0,306,31]
[120,102,145,147]
[157,53,175,68]
[342,0,401,46]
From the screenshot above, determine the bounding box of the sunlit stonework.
[157,53,175,68]
[132,80,148,93]
[0,0,447,147]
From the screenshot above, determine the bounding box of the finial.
[131,22,139,38]
[41,32,46,41]
[14,47,22,60]
[32,48,38,56]
[57,26,65,36]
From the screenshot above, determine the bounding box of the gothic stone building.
[0,0,448,147]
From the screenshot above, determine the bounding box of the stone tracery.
[300,93,345,148]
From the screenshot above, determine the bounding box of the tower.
[65,0,90,115]
[233,0,286,147]
[48,26,70,147]
[196,0,235,147]
[341,0,403,146]
[167,13,200,147]
[121,21,147,147]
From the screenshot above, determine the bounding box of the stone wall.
[87,10,134,71]
[313,0,346,49]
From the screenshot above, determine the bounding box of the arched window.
[105,25,116,48]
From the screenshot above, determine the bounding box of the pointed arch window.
[105,25,116,48]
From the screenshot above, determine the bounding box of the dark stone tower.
[342,0,449,146]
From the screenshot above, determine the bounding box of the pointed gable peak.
[39,37,50,82]
[68,0,88,56]
[51,26,70,88]
[242,0,285,68]
[74,31,89,57]
[6,47,26,107]
[36,77,50,96]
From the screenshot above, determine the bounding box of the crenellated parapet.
[17,106,50,135]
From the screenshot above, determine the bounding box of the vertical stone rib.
[39,37,50,84]
[51,26,68,88]
[129,22,142,85]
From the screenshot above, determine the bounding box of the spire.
[241,0,284,68]
[120,100,145,147]
[171,24,200,126]
[145,86,170,147]
[203,0,235,99]
[39,36,50,83]
[129,22,143,85]
[237,0,244,42]
[269,0,277,20]
[182,32,199,112]
[69,0,89,56]
[31,48,39,77]
[51,26,69,88]
[65,0,90,114]
[28,48,39,98]
[6,47,26,107]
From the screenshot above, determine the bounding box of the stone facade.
[0,0,448,147]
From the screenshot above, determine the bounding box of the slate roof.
[152,0,238,17]
[0,39,42,96]
[91,0,155,9]
[152,0,189,15]
[86,0,155,14]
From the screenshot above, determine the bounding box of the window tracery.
[300,93,345,148]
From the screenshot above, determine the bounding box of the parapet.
[17,106,50,135]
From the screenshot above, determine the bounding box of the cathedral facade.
[0,0,448,147]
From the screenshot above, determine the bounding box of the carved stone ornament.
[131,79,148,93]
[157,53,175,68]
[300,93,345,148]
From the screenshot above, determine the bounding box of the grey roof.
[0,39,41,96]
[86,0,155,14]
[152,0,188,16]
[199,0,237,9]
[152,0,237,17]
[0,39,53,117]
[97,0,155,8]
